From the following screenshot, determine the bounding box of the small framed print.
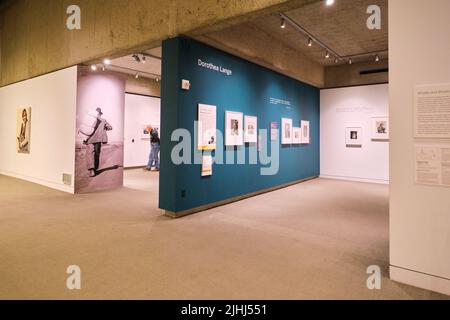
[292,127,302,144]
[300,120,310,144]
[346,127,363,147]
[281,118,293,145]
[371,116,389,141]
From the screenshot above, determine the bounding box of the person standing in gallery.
[17,109,30,153]
[78,107,113,177]
[144,125,160,172]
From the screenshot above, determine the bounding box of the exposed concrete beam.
[0,0,317,86]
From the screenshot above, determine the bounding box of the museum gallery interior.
[0,0,449,299]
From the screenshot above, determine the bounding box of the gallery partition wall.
[159,37,320,216]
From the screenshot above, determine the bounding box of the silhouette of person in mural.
[78,108,113,177]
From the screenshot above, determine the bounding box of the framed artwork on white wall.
[346,127,363,147]
[293,127,302,144]
[17,107,31,154]
[225,111,244,146]
[371,116,389,140]
[244,115,258,143]
[301,120,310,144]
[281,118,293,144]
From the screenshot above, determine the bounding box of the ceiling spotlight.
[135,73,139,79]
[325,51,330,59]
[280,18,286,29]
[326,0,335,6]
[90,65,97,71]
[307,38,313,47]
[132,54,141,63]
[102,65,105,71]
[103,58,111,65]
[142,56,146,63]
[375,54,380,62]
[155,77,160,83]
[335,57,339,64]
[348,58,353,65]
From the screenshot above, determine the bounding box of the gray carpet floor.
[0,170,447,299]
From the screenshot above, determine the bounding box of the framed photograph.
[225,111,244,146]
[198,104,217,150]
[346,127,363,146]
[244,116,258,143]
[371,116,389,140]
[17,107,31,154]
[292,127,302,144]
[270,122,278,141]
[301,120,310,144]
[281,118,293,144]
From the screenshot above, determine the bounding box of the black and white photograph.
[244,115,257,143]
[371,116,389,140]
[281,118,293,144]
[346,127,363,146]
[225,111,243,146]
[16,107,31,154]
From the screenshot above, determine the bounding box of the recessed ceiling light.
[326,0,335,6]
[91,65,97,71]
[103,59,111,65]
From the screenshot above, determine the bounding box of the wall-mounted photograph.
[225,111,243,146]
[16,107,31,154]
[346,127,363,147]
[293,127,302,144]
[301,120,310,144]
[371,116,389,140]
[281,118,293,144]
[244,115,257,143]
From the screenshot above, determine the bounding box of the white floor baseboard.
[390,266,450,296]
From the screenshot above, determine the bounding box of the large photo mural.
[75,69,125,193]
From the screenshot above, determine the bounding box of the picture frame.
[244,115,258,144]
[346,127,363,147]
[371,116,389,141]
[292,127,302,144]
[225,111,244,146]
[300,120,310,144]
[281,118,293,144]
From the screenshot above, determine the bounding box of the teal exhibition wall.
[160,37,320,214]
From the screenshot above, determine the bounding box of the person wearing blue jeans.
[145,126,160,171]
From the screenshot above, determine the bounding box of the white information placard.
[414,83,450,138]
[198,104,217,151]
[415,144,450,187]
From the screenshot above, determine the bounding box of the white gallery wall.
[320,84,389,184]
[390,0,450,295]
[0,66,78,193]
[124,93,161,167]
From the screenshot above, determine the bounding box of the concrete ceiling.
[194,0,388,66]
[110,47,162,78]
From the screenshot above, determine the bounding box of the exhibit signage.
[415,144,450,188]
[197,59,232,76]
[414,83,450,138]
[197,104,217,151]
